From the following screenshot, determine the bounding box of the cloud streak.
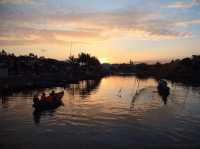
[0,0,33,5]
[176,19,200,27]
[168,0,200,9]
[0,0,197,47]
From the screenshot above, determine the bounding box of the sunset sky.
[0,0,200,63]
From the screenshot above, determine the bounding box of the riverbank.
[104,55,200,86]
[134,55,200,86]
[1,51,200,94]
[0,51,105,94]
[0,73,105,94]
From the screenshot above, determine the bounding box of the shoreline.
[0,74,105,95]
[135,72,200,87]
[1,52,200,94]
[1,73,200,96]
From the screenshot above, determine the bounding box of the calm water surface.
[1,76,200,149]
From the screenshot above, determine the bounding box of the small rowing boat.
[33,91,64,110]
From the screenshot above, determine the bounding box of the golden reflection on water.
[55,76,168,122]
[1,76,200,148]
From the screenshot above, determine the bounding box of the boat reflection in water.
[1,94,9,108]
[33,109,56,124]
[158,89,170,105]
[0,91,14,109]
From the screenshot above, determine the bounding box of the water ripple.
[1,76,200,148]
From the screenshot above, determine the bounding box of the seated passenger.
[46,91,55,103]
[51,90,56,99]
[50,90,55,97]
[33,95,39,104]
[40,92,46,101]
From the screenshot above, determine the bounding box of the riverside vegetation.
[1,50,200,93]
[0,50,103,92]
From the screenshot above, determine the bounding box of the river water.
[1,76,200,149]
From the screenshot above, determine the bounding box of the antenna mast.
[70,41,72,57]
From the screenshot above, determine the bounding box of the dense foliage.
[0,50,102,77]
[135,55,200,84]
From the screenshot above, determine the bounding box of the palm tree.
[68,55,77,65]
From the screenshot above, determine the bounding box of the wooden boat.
[33,91,64,110]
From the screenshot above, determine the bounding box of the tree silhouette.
[0,50,7,56]
[77,52,100,67]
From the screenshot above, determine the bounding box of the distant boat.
[33,91,64,110]
[157,79,170,97]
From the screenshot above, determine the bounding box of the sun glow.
[99,57,110,64]
[0,0,199,63]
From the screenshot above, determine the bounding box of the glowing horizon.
[0,0,200,63]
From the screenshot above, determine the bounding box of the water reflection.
[0,92,11,108]
[33,109,56,125]
[0,89,47,108]
[130,88,146,111]
[65,78,101,98]
[1,76,200,149]
[158,90,170,105]
[1,96,9,108]
[33,109,42,124]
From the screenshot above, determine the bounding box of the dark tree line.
[135,55,200,84]
[0,50,102,78]
[1,49,200,86]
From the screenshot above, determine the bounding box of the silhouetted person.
[41,92,46,101]
[33,95,39,105]
[50,90,55,97]
[157,79,170,105]
[46,90,55,103]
